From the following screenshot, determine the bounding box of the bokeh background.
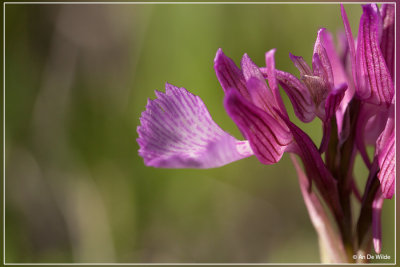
[4,3,394,263]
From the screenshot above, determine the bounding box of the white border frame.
[2,1,397,266]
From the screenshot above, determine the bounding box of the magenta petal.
[319,83,346,153]
[289,53,313,76]
[380,4,394,77]
[319,120,332,154]
[265,49,288,117]
[320,29,350,90]
[246,77,276,115]
[364,108,390,145]
[376,113,395,199]
[378,134,395,199]
[241,53,266,82]
[324,83,347,121]
[305,56,329,116]
[265,49,279,94]
[275,70,315,123]
[313,28,334,88]
[214,48,250,100]
[241,54,278,114]
[341,4,358,91]
[137,83,253,168]
[320,29,354,133]
[356,4,394,106]
[372,190,384,254]
[224,89,292,165]
[355,103,380,168]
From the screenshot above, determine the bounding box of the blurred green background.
[4,3,394,263]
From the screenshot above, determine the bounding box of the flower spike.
[137,4,395,261]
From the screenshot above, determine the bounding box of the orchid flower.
[139,49,342,221]
[137,3,394,263]
[259,28,349,153]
